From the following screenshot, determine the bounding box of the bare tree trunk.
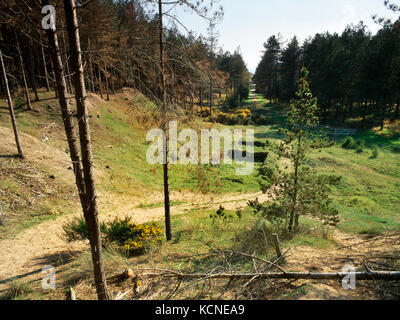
[111,67,115,94]
[210,78,213,115]
[61,20,73,94]
[159,0,172,241]
[0,49,25,159]
[63,0,111,300]
[88,39,95,93]
[290,134,301,232]
[28,44,39,101]
[49,56,58,97]
[15,31,32,111]
[41,44,51,92]
[190,88,194,117]
[104,62,110,101]
[98,65,104,99]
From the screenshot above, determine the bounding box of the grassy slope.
[244,92,400,236]
[2,87,398,237]
[0,88,260,239]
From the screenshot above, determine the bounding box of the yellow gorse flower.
[120,222,162,253]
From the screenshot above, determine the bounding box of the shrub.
[63,217,107,242]
[214,109,252,125]
[342,136,356,150]
[119,222,163,254]
[63,216,162,255]
[226,93,241,108]
[197,108,210,118]
[371,145,380,158]
[356,140,365,153]
[253,115,269,125]
[210,206,234,223]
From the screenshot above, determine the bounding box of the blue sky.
[168,0,399,73]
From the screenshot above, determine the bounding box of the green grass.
[0,280,34,300]
[2,86,399,245]
[0,89,262,241]
[243,91,400,237]
[91,95,262,196]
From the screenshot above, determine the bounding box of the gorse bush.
[342,137,367,153]
[197,108,211,118]
[342,136,356,150]
[356,140,365,153]
[371,145,380,158]
[213,109,252,125]
[63,216,162,255]
[119,222,163,254]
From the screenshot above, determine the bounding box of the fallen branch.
[137,269,400,281]
[214,250,287,273]
[338,233,400,250]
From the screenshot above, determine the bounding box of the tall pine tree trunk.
[42,0,108,300]
[290,134,302,232]
[88,39,95,93]
[159,0,172,241]
[28,44,39,101]
[15,31,32,111]
[49,56,58,97]
[61,21,73,94]
[0,49,24,159]
[111,68,115,94]
[362,100,367,129]
[98,65,104,99]
[380,99,386,131]
[41,44,51,92]
[209,78,214,115]
[104,62,110,101]
[63,0,111,300]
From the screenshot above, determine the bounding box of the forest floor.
[0,88,399,300]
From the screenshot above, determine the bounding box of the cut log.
[272,233,282,258]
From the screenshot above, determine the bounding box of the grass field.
[244,89,400,236]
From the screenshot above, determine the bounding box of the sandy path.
[0,187,269,292]
[1,124,271,290]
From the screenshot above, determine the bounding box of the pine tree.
[0,49,25,159]
[250,67,340,233]
[63,0,111,300]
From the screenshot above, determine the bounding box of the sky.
[168,0,399,73]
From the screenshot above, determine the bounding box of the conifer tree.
[250,67,340,233]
